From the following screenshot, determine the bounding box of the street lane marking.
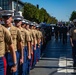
[57,57,74,73]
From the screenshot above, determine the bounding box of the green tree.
[38,8,45,22]
[23,2,38,21]
[22,2,58,24]
[70,11,76,21]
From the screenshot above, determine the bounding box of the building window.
[0,0,24,10]
[0,0,10,10]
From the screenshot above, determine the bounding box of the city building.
[0,0,24,22]
[0,0,24,11]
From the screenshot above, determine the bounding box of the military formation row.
[0,10,49,75]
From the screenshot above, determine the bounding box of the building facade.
[0,0,24,11]
[0,0,24,21]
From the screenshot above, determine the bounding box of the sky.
[21,0,76,22]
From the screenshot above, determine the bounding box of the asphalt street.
[30,36,76,75]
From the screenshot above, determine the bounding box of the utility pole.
[37,4,39,9]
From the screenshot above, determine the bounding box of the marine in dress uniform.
[14,16,31,75]
[29,22,37,69]
[31,23,39,67]
[62,23,67,44]
[22,20,32,74]
[0,24,17,75]
[24,21,33,75]
[69,19,76,68]
[58,25,63,41]
[36,25,43,62]
[1,10,22,75]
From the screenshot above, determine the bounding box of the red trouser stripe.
[2,57,7,75]
[30,54,33,67]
